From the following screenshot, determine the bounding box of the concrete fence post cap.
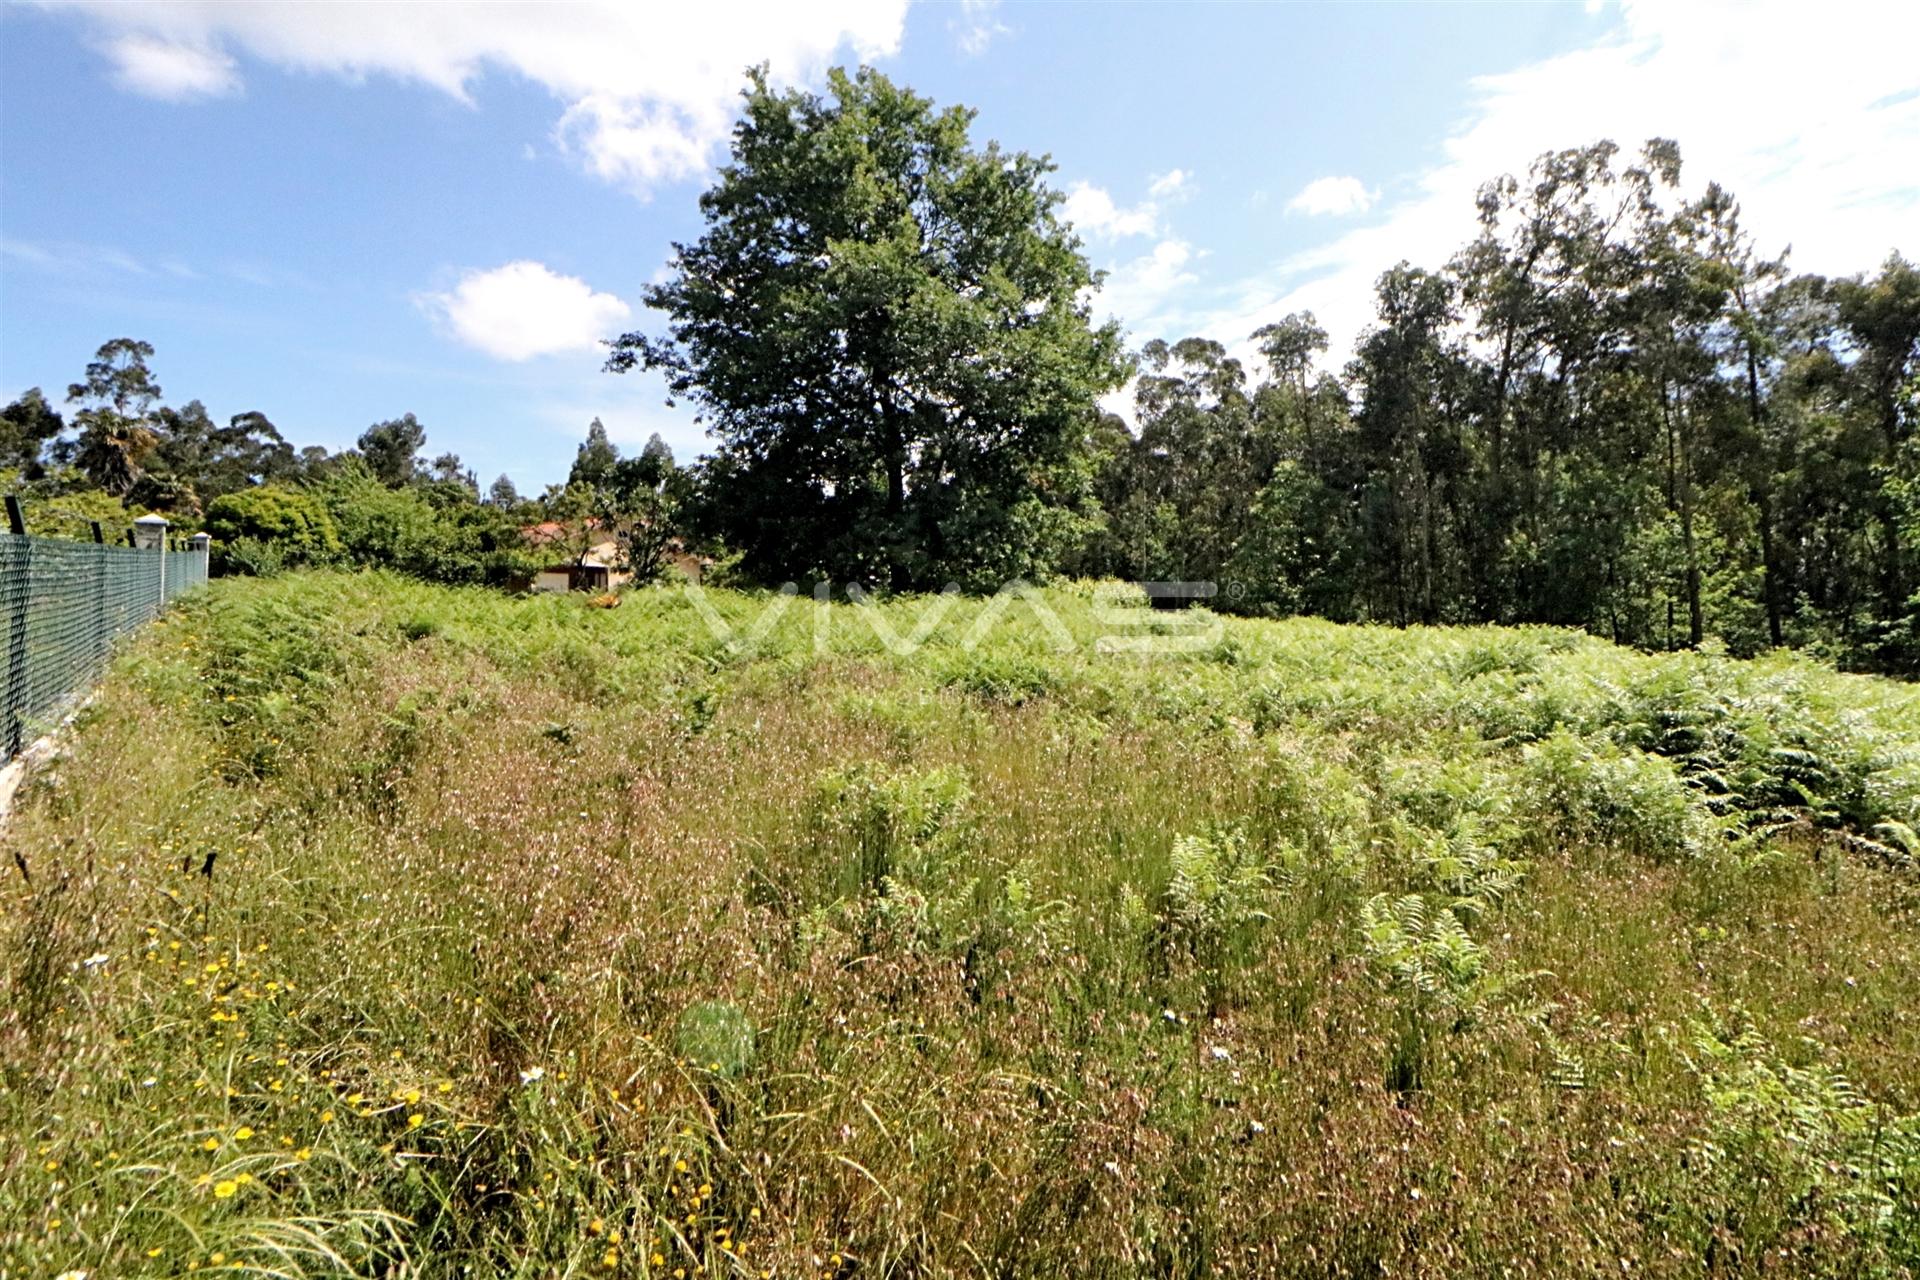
[132,513,171,550]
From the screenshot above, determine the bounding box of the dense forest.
[5,70,1916,672]
[1073,147,1920,670]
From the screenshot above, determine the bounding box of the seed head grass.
[4,571,1918,1276]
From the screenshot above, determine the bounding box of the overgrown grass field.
[5,572,1920,1277]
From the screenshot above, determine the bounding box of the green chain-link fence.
[0,532,209,759]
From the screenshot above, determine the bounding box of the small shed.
[533,558,611,594]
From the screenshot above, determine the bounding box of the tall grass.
[4,571,1919,1277]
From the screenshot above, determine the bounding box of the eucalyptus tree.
[357,414,427,487]
[1832,254,1920,634]
[67,337,162,496]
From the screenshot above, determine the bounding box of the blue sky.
[2,1,1915,493]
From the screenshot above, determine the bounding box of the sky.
[1,0,1916,493]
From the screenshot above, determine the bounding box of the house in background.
[533,558,612,593]
[521,520,630,594]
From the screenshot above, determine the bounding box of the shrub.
[314,462,537,587]
[204,484,342,572]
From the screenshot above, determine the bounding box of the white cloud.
[422,261,631,362]
[42,1,909,194]
[2,237,156,277]
[1062,169,1194,244]
[1285,176,1376,217]
[952,0,1009,56]
[1148,169,1191,200]
[1060,182,1159,241]
[1093,239,1200,334]
[1188,0,1920,372]
[102,31,239,99]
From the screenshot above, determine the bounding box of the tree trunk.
[885,441,907,592]
[1660,373,1703,648]
[1744,345,1784,648]
[1677,400,1704,649]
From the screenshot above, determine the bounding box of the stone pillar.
[189,532,211,586]
[132,514,169,607]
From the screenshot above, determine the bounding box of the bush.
[203,485,342,573]
[314,462,537,587]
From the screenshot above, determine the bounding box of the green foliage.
[1678,1013,1920,1270]
[0,387,64,478]
[1357,892,1534,1095]
[812,761,974,897]
[1358,892,1492,1010]
[205,485,342,572]
[675,1001,755,1078]
[355,414,426,487]
[1,467,139,542]
[613,65,1128,590]
[1521,727,1715,863]
[315,462,534,586]
[1068,145,1918,675]
[1160,827,1272,958]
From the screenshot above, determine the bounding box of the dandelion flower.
[213,1180,239,1198]
[407,1113,424,1129]
[233,1127,253,1141]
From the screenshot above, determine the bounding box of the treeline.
[1068,143,1920,670]
[612,72,1917,672]
[0,339,537,582]
[7,69,1916,674]
[2,338,691,588]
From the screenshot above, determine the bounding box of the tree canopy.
[610,65,1128,590]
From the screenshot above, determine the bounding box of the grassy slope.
[4,570,1919,1278]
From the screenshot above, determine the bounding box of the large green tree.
[0,388,65,479]
[610,66,1127,590]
